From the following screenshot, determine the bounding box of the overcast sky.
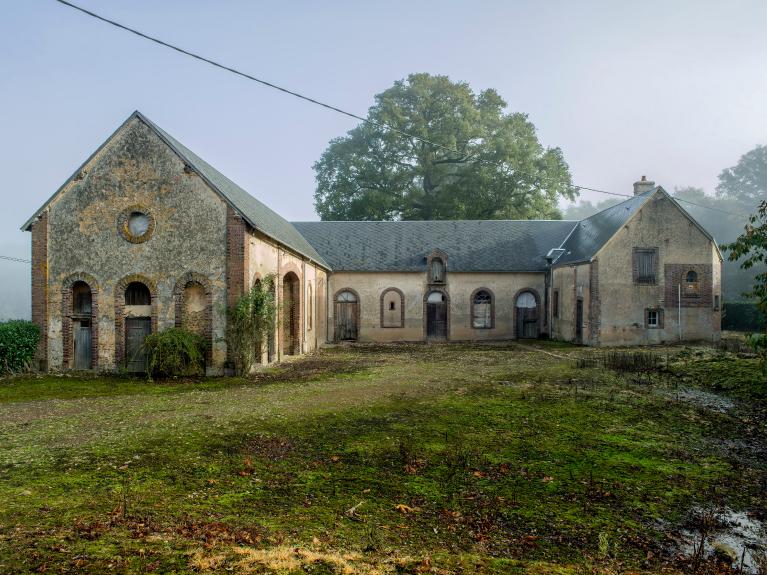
[1,0,766,319]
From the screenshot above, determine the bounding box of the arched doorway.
[425,290,448,340]
[334,290,359,341]
[72,281,93,370]
[282,272,300,355]
[125,281,152,372]
[515,291,539,339]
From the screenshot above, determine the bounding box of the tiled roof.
[292,220,577,272]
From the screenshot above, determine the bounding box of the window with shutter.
[633,248,658,284]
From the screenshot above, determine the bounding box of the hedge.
[722,302,767,332]
[0,320,40,373]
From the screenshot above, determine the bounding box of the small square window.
[646,308,663,329]
[647,310,659,327]
[389,301,395,311]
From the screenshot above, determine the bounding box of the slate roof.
[553,190,656,266]
[292,220,577,272]
[137,113,329,268]
[22,111,329,269]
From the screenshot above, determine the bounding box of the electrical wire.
[0,255,31,264]
[50,0,752,219]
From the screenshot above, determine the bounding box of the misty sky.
[1,0,766,319]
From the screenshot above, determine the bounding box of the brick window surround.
[644,308,664,329]
[470,287,495,329]
[173,271,213,364]
[664,264,713,308]
[61,272,100,370]
[114,274,158,367]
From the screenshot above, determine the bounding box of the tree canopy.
[313,74,576,221]
[716,144,767,210]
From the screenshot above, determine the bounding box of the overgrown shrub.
[144,327,206,379]
[0,320,39,374]
[225,275,277,376]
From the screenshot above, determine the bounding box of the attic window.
[118,205,155,244]
[430,258,445,283]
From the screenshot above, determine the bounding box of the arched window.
[337,290,357,302]
[381,288,404,328]
[684,270,700,297]
[472,289,493,329]
[430,258,445,283]
[125,282,151,305]
[72,281,92,316]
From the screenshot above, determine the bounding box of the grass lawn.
[0,342,765,574]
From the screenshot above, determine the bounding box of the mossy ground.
[0,342,764,574]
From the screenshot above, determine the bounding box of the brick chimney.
[633,175,655,196]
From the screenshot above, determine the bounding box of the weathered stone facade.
[551,191,723,346]
[24,113,722,372]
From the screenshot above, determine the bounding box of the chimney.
[633,175,655,196]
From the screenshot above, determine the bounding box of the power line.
[52,0,751,219]
[0,255,31,264]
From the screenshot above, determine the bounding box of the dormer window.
[430,257,445,283]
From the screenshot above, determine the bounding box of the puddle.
[676,508,766,573]
[666,386,735,413]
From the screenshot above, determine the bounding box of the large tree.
[716,144,767,210]
[313,74,576,221]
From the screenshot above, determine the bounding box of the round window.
[118,205,155,243]
[128,212,150,237]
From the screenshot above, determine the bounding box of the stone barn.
[23,112,723,373]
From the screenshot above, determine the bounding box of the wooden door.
[575,299,583,344]
[126,317,151,372]
[335,302,358,341]
[426,301,447,339]
[74,320,91,370]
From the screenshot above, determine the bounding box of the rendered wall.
[590,193,722,346]
[327,271,545,342]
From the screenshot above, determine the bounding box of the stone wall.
[41,117,229,371]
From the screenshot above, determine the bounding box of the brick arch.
[281,271,302,355]
[279,261,303,281]
[380,287,404,328]
[470,287,495,330]
[61,272,100,370]
[173,272,214,364]
[114,273,158,367]
[512,287,541,339]
[423,287,450,340]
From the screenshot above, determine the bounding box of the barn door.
[74,320,91,370]
[335,302,358,341]
[126,317,151,372]
[515,292,539,339]
[426,291,447,339]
